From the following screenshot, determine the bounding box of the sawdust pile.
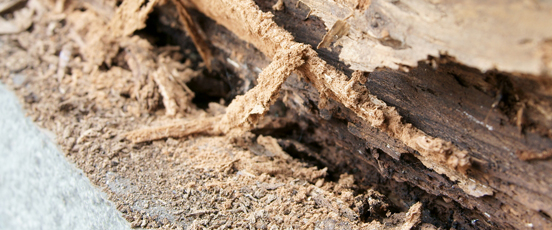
[0,0,432,229]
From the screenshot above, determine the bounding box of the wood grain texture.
[144,0,552,228]
[301,0,552,75]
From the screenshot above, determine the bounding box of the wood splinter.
[125,43,309,143]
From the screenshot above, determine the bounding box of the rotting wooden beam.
[178,0,491,197]
[173,0,552,228]
[81,0,552,228]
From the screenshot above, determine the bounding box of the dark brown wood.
[151,1,552,228]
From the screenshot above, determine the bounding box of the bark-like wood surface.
[159,0,552,229]
[60,0,552,228]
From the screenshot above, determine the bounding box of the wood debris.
[143,0,492,198]
[401,202,423,230]
[317,19,350,49]
[171,0,213,70]
[108,0,161,37]
[4,0,552,228]
[126,43,309,142]
[272,0,284,11]
[0,0,34,34]
[152,64,195,116]
[516,149,552,161]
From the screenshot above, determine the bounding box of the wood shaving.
[317,19,350,49]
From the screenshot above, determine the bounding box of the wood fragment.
[272,0,284,11]
[0,5,33,34]
[186,209,218,217]
[126,43,308,142]
[109,0,160,37]
[516,149,552,161]
[401,202,422,230]
[172,0,213,71]
[152,65,195,116]
[256,135,292,160]
[317,19,350,49]
[80,0,115,20]
[125,116,221,143]
[217,43,308,134]
[0,0,24,14]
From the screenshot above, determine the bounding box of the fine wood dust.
[0,0,431,229]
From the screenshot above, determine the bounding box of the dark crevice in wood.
[150,2,552,228]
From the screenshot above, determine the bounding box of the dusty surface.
[0,83,132,230]
[3,0,552,229]
[200,1,552,228]
[0,0,429,229]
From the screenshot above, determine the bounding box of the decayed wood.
[173,0,552,229]
[81,0,552,228]
[300,0,552,75]
[126,43,309,142]
[183,0,494,196]
[171,0,213,70]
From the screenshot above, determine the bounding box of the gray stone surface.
[0,83,132,230]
